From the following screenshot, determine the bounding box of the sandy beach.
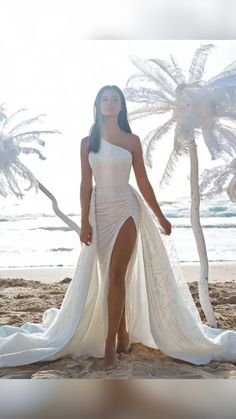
[0,262,235,379]
[0,262,235,284]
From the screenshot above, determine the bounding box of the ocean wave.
[29,227,70,231]
[50,248,73,252]
[173,224,236,229]
[0,213,80,223]
[165,209,236,218]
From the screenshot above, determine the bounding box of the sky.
[0,1,236,215]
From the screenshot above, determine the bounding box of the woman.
[1,85,236,371]
[80,85,171,369]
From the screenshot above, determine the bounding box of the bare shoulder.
[128,134,142,153]
[81,136,90,149]
[80,137,91,166]
[130,133,141,143]
[122,132,140,144]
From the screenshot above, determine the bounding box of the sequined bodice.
[88,138,132,189]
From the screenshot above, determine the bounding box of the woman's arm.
[80,137,93,224]
[131,135,171,235]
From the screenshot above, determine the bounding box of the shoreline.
[0,261,235,283]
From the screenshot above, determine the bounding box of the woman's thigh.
[109,216,137,281]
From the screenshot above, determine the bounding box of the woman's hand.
[157,215,172,235]
[80,220,93,245]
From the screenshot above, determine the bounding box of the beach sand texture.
[0,263,235,379]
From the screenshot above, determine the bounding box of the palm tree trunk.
[189,138,217,327]
[38,181,81,235]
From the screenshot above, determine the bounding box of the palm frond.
[200,188,223,201]
[189,43,215,83]
[129,55,176,98]
[12,158,39,192]
[3,167,24,198]
[9,130,60,141]
[205,84,236,118]
[124,85,171,104]
[159,145,188,189]
[12,165,34,191]
[206,67,236,86]
[220,60,236,74]
[142,117,175,168]
[149,57,180,85]
[199,166,231,193]
[201,126,222,160]
[127,63,168,94]
[170,55,186,84]
[124,86,174,107]
[6,108,28,124]
[7,114,46,136]
[128,105,172,121]
[226,174,236,202]
[19,147,46,160]
[126,72,153,87]
[214,123,236,157]
[199,158,236,201]
[0,178,8,197]
[173,123,194,149]
[0,111,7,129]
[159,124,190,189]
[15,137,45,147]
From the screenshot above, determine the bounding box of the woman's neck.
[101,118,121,138]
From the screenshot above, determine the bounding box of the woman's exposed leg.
[116,306,130,354]
[105,216,137,369]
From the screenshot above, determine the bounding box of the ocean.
[0,194,235,268]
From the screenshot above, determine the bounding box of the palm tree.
[0,105,80,235]
[199,157,236,202]
[124,44,236,327]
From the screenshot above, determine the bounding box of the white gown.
[0,137,236,368]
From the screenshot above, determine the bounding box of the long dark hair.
[88,85,132,153]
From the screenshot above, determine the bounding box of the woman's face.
[99,89,122,117]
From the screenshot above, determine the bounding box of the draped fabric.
[0,137,236,368]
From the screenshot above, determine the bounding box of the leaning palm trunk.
[189,138,216,327]
[38,182,81,235]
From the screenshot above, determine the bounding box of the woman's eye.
[101,97,119,103]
